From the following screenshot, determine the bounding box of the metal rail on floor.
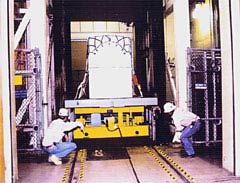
[61,146,197,183]
[61,151,78,183]
[152,146,195,183]
[144,146,178,182]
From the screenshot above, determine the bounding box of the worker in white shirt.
[163,102,201,158]
[42,108,84,165]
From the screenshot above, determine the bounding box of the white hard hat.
[163,102,176,113]
[58,108,69,117]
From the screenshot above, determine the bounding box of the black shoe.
[181,153,195,158]
[188,154,196,158]
[180,153,188,158]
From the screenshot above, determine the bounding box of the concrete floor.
[16,144,240,183]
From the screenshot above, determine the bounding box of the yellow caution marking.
[154,146,195,183]
[14,75,23,85]
[78,149,87,183]
[94,149,103,157]
[61,152,76,183]
[144,146,177,181]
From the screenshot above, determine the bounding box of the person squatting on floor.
[42,108,84,165]
[163,102,201,158]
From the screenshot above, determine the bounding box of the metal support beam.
[14,9,30,49]
[0,63,5,183]
[0,0,17,182]
[30,1,48,133]
[173,0,191,109]
[219,0,240,176]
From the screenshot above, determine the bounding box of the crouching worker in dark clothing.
[42,108,84,165]
[153,106,175,145]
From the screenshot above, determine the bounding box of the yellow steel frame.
[73,106,149,139]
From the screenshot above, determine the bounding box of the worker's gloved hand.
[172,131,182,143]
[77,122,84,131]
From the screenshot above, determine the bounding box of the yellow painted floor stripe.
[61,147,195,183]
[78,149,87,183]
[144,146,177,181]
[61,151,76,183]
[154,146,195,183]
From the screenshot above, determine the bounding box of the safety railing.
[187,48,222,146]
[15,48,42,150]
